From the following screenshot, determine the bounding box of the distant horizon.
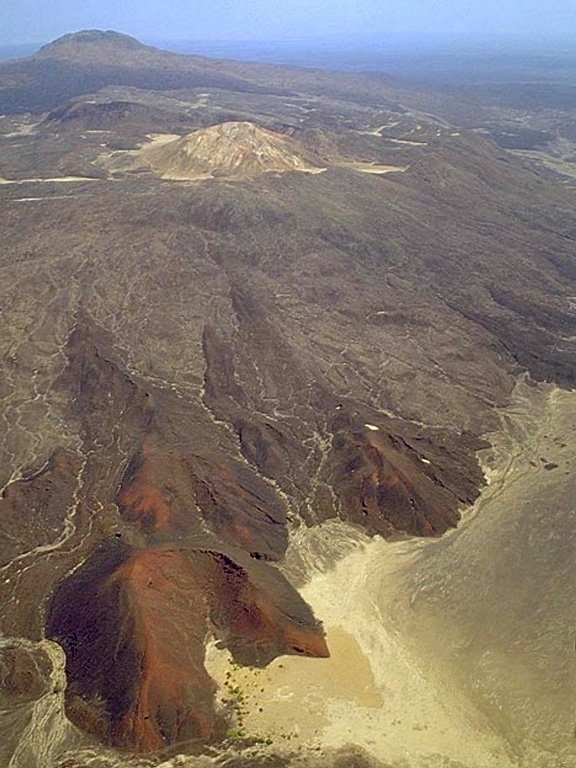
[3,28,576,54]
[4,0,575,54]
[3,30,576,90]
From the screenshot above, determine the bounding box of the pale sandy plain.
[207,378,576,768]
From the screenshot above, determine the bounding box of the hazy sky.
[3,0,575,46]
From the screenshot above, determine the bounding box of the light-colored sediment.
[386,137,428,146]
[512,145,576,182]
[206,626,382,743]
[338,162,408,174]
[137,122,326,180]
[207,378,576,768]
[10,196,84,202]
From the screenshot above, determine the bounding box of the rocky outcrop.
[0,639,80,768]
[47,542,327,752]
[35,316,326,752]
[139,122,325,180]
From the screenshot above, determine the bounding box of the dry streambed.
[208,379,576,768]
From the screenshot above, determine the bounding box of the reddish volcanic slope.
[47,544,216,751]
[22,311,485,753]
[117,440,288,559]
[47,543,327,752]
[42,315,327,752]
[1,306,485,755]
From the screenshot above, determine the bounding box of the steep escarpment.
[41,315,326,751]
[47,541,327,751]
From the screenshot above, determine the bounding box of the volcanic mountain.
[138,121,325,179]
[1,29,576,768]
[36,29,150,58]
[0,28,397,115]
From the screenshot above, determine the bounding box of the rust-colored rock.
[47,542,327,752]
[117,442,288,559]
[325,412,482,537]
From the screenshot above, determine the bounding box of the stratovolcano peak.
[36,29,150,58]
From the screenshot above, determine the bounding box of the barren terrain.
[1,30,576,768]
